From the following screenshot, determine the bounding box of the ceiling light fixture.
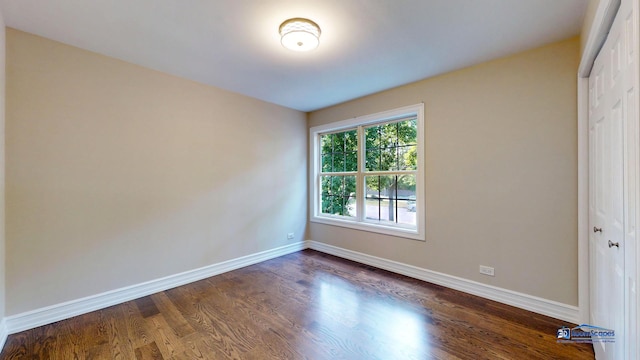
[279,18,321,52]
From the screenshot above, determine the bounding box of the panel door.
[588,0,637,359]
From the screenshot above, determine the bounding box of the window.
[310,104,425,240]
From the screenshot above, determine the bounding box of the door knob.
[608,240,620,248]
[594,227,603,233]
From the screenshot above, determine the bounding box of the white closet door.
[589,0,638,359]
[621,1,639,359]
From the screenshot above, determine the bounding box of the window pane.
[332,132,345,152]
[398,118,417,145]
[345,151,357,172]
[320,175,356,217]
[320,133,333,155]
[380,148,397,171]
[333,152,345,172]
[344,129,358,152]
[365,148,380,171]
[380,122,397,148]
[398,145,417,170]
[320,129,357,173]
[365,126,380,148]
[321,176,332,195]
[364,118,418,172]
[321,154,332,172]
[330,176,343,194]
[365,175,416,227]
[397,174,417,227]
[365,175,392,222]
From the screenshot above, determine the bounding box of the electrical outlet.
[479,265,495,276]
[287,232,294,239]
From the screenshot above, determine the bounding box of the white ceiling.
[0,0,588,112]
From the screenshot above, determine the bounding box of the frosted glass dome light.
[279,18,321,52]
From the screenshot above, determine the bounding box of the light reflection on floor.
[316,277,430,359]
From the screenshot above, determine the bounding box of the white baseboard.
[0,318,7,352]
[1,238,579,345]
[306,240,580,324]
[5,241,306,335]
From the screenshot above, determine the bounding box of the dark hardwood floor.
[1,249,594,359]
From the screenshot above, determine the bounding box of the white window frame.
[309,103,425,241]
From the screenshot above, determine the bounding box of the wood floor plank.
[86,343,112,360]
[25,323,58,359]
[146,313,187,359]
[105,304,137,360]
[134,296,161,318]
[134,341,164,360]
[150,292,196,338]
[1,332,27,360]
[57,315,90,359]
[172,333,208,360]
[123,301,154,349]
[180,332,235,360]
[0,250,594,359]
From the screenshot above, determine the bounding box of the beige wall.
[308,38,579,305]
[6,29,307,315]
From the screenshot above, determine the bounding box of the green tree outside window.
[319,118,417,222]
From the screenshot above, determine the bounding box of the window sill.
[310,215,425,241]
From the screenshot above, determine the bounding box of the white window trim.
[309,103,425,241]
